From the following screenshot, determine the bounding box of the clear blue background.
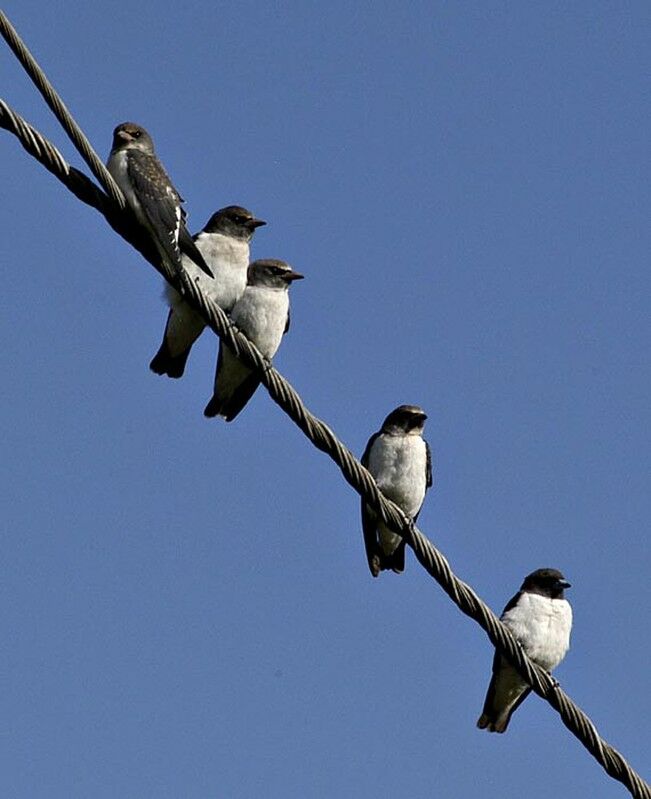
[1,2,648,797]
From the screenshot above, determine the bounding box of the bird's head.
[381,405,428,436]
[247,259,304,289]
[111,122,154,153]
[204,205,267,241]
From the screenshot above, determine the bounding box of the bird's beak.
[250,218,267,229]
[285,270,304,282]
[116,129,132,143]
[557,579,571,590]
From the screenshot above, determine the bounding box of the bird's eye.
[132,130,141,138]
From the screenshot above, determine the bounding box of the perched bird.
[149,206,266,378]
[477,568,572,733]
[360,405,432,577]
[203,259,304,420]
[107,121,213,284]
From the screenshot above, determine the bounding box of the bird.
[203,259,304,420]
[360,405,432,577]
[149,205,266,378]
[106,121,213,285]
[477,567,572,733]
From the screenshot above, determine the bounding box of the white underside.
[366,433,427,554]
[488,594,572,726]
[214,284,289,397]
[107,150,141,218]
[503,593,572,671]
[163,233,250,357]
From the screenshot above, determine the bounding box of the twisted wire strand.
[1,49,649,799]
[0,100,162,271]
[0,10,125,210]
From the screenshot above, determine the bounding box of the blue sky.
[1,2,649,797]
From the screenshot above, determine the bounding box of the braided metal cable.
[182,273,651,798]
[0,100,162,272]
[0,10,125,209]
[1,56,649,799]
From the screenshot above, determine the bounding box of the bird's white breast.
[165,233,250,314]
[106,150,141,218]
[502,593,572,671]
[231,286,289,359]
[192,232,250,311]
[367,433,427,517]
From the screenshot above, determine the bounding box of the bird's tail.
[203,375,261,422]
[476,712,508,733]
[203,393,225,419]
[379,541,406,574]
[149,341,191,379]
[476,685,530,733]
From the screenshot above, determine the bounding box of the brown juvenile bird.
[107,121,213,284]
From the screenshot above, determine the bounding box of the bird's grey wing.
[360,433,382,577]
[172,183,213,276]
[126,150,184,275]
[361,501,382,577]
[477,650,501,727]
[411,441,433,524]
[477,652,503,730]
[499,684,531,730]
[203,343,228,418]
[126,150,213,279]
[178,224,214,277]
